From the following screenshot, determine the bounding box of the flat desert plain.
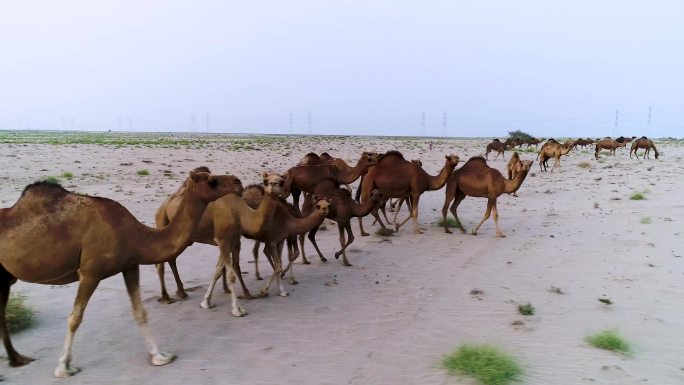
[1,133,683,385]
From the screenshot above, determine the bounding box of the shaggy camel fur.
[299,179,383,267]
[0,171,242,377]
[538,141,574,172]
[356,152,460,235]
[485,139,509,160]
[283,151,377,212]
[594,137,629,159]
[441,156,532,237]
[630,137,659,159]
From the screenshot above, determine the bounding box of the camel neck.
[504,170,529,194]
[427,162,454,191]
[351,198,377,218]
[336,160,366,184]
[285,208,325,236]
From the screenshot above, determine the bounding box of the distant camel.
[441,157,532,237]
[0,171,242,377]
[538,141,574,172]
[594,137,628,159]
[575,138,595,149]
[630,137,659,159]
[485,139,508,160]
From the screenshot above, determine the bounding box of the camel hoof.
[54,364,81,378]
[289,279,299,285]
[496,234,506,238]
[470,231,478,236]
[414,229,424,234]
[255,276,264,281]
[158,296,175,304]
[10,354,34,367]
[302,260,311,265]
[334,253,341,259]
[176,290,188,299]
[150,351,176,366]
[278,290,290,297]
[361,232,370,237]
[199,300,215,310]
[445,229,453,234]
[343,262,353,267]
[231,307,248,317]
[320,257,328,262]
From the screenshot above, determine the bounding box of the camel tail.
[354,174,364,203]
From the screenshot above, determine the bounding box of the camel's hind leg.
[259,242,289,297]
[53,275,101,377]
[155,262,174,304]
[449,191,467,233]
[122,266,175,368]
[333,221,354,266]
[252,241,263,280]
[167,259,188,299]
[396,193,422,234]
[298,232,311,265]
[200,250,247,316]
[0,267,34,368]
[442,188,455,233]
[472,197,494,236]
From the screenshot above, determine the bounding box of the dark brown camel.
[0,171,242,377]
[441,156,532,237]
[485,139,508,160]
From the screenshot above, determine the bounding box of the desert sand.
[1,133,683,385]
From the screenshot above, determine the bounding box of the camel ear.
[262,171,268,179]
[190,171,208,182]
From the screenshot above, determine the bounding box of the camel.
[524,138,544,148]
[441,156,532,237]
[376,159,422,226]
[630,136,659,159]
[283,151,378,211]
[299,179,383,267]
[356,152,460,235]
[156,172,292,310]
[506,152,525,197]
[200,191,330,310]
[594,137,629,159]
[538,141,574,172]
[575,138,595,149]
[0,171,243,377]
[485,139,508,160]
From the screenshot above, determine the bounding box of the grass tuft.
[7,293,36,333]
[61,171,74,179]
[437,217,459,228]
[136,169,150,176]
[442,344,522,385]
[517,303,535,316]
[640,216,651,224]
[44,176,60,184]
[374,228,394,237]
[586,330,631,354]
[630,192,646,200]
[577,161,591,168]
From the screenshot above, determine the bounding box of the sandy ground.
[1,134,683,385]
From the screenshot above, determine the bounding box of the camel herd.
[0,136,660,378]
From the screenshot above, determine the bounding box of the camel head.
[519,160,533,172]
[312,196,331,217]
[410,159,423,167]
[369,189,383,204]
[360,151,380,167]
[445,154,460,168]
[262,171,286,197]
[188,170,243,203]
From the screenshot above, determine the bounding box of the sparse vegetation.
[442,344,522,385]
[136,169,150,176]
[6,293,36,333]
[44,176,60,184]
[517,303,535,316]
[577,161,591,168]
[61,171,74,179]
[507,130,534,141]
[437,217,459,228]
[630,192,646,200]
[586,330,631,354]
[375,228,394,237]
[640,216,652,224]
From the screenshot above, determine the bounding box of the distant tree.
[508,130,534,140]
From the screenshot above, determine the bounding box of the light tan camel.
[630,137,659,159]
[0,171,242,377]
[538,141,574,172]
[283,151,378,211]
[299,179,383,267]
[441,156,532,237]
[356,151,460,235]
[156,172,287,309]
[485,139,508,160]
[200,193,330,310]
[506,152,523,197]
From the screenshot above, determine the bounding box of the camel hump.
[641,136,648,139]
[299,153,323,165]
[382,150,405,160]
[21,181,69,198]
[492,138,500,142]
[242,184,266,209]
[465,156,487,166]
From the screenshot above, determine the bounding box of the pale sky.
[1,1,683,137]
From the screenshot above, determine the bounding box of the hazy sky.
[1,1,683,137]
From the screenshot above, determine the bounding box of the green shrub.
[7,294,36,333]
[61,172,74,179]
[586,330,631,354]
[443,344,522,385]
[630,192,646,200]
[136,169,150,176]
[517,303,535,316]
[44,176,60,184]
[640,217,651,224]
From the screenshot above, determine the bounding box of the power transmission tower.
[205,113,210,132]
[614,109,619,136]
[289,113,294,134]
[647,105,652,133]
[191,114,196,132]
[420,111,426,136]
[442,111,447,137]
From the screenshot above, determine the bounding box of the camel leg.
[397,193,423,234]
[200,252,247,316]
[155,262,174,304]
[449,192,467,233]
[252,241,263,280]
[0,267,34,367]
[472,198,494,236]
[551,156,560,172]
[53,275,100,377]
[307,225,327,262]
[490,199,505,237]
[298,233,311,265]
[441,191,455,234]
[259,242,288,297]
[122,267,175,367]
[167,259,188,299]
[334,221,355,266]
[281,237,299,285]
[230,242,261,300]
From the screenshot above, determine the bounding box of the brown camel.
[630,137,659,159]
[299,179,383,267]
[538,141,574,172]
[441,156,532,237]
[156,172,289,310]
[525,138,544,148]
[283,151,378,211]
[200,193,330,310]
[575,138,595,148]
[0,171,242,377]
[506,152,525,197]
[376,159,422,225]
[485,139,508,160]
[356,152,460,235]
[594,137,629,159]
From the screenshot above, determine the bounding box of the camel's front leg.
[410,193,423,234]
[122,267,175,369]
[155,262,174,304]
[252,241,263,280]
[472,198,494,236]
[54,275,101,377]
[334,221,355,266]
[491,200,505,237]
[260,242,288,297]
[0,269,34,368]
[167,259,188,299]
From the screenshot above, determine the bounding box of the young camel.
[506,151,523,197]
[630,137,659,159]
[283,151,378,212]
[441,156,532,237]
[485,139,508,160]
[0,171,242,377]
[299,179,383,267]
[538,141,574,172]
[356,152,460,235]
